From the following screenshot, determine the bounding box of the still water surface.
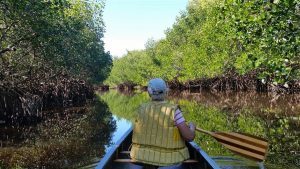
[0,90,299,169]
[98,90,299,169]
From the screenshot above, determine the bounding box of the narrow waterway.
[0,90,299,169]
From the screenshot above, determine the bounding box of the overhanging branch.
[0,46,16,57]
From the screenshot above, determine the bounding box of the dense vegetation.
[0,0,112,122]
[105,0,300,91]
[0,0,112,84]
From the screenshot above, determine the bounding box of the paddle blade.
[212,132,268,162]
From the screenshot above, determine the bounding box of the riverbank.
[0,98,116,169]
[0,74,94,126]
[105,72,300,94]
[168,71,300,93]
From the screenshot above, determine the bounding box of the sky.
[103,0,188,57]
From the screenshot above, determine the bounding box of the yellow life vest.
[130,101,189,166]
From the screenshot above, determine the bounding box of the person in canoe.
[130,78,196,169]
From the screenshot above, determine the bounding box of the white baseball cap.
[147,78,167,95]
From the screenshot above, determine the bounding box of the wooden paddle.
[196,127,268,162]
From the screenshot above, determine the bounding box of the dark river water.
[0,90,299,169]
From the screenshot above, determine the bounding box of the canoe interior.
[98,128,220,169]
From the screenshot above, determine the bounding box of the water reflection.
[169,90,300,169]
[0,97,116,168]
[170,90,300,116]
[100,90,300,169]
[105,116,132,150]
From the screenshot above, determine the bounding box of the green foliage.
[166,0,233,81]
[99,90,149,121]
[105,50,154,86]
[106,0,299,86]
[0,0,112,84]
[224,0,300,84]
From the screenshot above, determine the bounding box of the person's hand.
[188,122,195,131]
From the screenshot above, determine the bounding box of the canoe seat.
[114,159,198,163]
[118,151,198,163]
[120,151,131,154]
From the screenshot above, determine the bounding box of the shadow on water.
[99,90,300,169]
[0,97,116,169]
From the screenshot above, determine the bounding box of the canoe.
[96,126,220,169]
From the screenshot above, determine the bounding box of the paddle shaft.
[196,127,213,135]
[194,127,268,162]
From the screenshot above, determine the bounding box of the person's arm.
[174,109,196,142]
